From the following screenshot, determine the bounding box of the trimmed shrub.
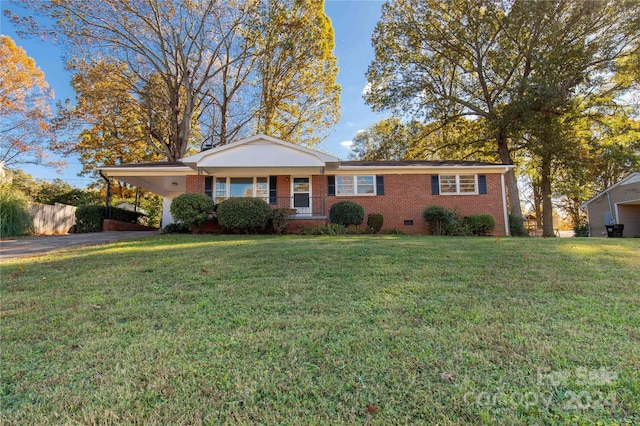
[509,214,527,237]
[217,197,272,233]
[573,223,589,237]
[464,214,496,236]
[422,205,454,235]
[329,201,364,227]
[76,205,105,233]
[269,208,296,234]
[170,193,215,230]
[0,186,33,237]
[367,213,384,234]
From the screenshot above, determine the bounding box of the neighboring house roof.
[580,172,640,208]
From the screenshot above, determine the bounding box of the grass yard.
[1,235,639,424]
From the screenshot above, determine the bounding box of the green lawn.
[1,235,639,424]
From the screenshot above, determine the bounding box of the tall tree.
[350,117,497,162]
[8,0,259,160]
[365,0,640,233]
[7,0,341,160]
[253,0,341,146]
[0,35,56,167]
[54,60,164,173]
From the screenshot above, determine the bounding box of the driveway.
[0,231,158,262]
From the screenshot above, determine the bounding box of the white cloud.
[356,129,366,135]
[362,82,372,96]
[340,140,353,148]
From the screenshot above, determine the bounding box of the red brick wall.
[322,174,506,235]
[186,175,200,193]
[187,173,508,235]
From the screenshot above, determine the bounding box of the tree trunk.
[532,180,543,228]
[496,129,523,228]
[540,156,555,237]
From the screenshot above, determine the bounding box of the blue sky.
[1,0,388,187]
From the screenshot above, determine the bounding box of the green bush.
[269,208,296,234]
[509,214,527,237]
[573,223,590,237]
[217,197,272,233]
[111,207,146,224]
[170,193,215,230]
[301,223,347,235]
[464,214,496,236]
[367,213,384,234]
[447,220,473,236]
[0,186,33,237]
[329,201,364,227]
[422,205,454,235]
[76,205,105,233]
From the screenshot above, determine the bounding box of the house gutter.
[99,171,112,220]
[501,172,510,236]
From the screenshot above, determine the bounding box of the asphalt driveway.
[0,231,158,262]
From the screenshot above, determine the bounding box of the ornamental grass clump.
[0,186,33,237]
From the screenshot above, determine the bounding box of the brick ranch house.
[99,134,515,235]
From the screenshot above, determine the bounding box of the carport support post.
[100,171,112,219]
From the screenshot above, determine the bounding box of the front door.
[292,177,311,215]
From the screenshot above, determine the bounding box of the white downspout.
[501,172,510,236]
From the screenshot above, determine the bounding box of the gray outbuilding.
[581,172,640,237]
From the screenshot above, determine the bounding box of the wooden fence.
[31,203,77,235]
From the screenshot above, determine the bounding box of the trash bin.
[605,224,624,237]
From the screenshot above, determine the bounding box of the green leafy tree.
[351,117,498,162]
[365,0,640,234]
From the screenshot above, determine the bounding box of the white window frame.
[439,174,478,195]
[336,175,376,196]
[213,177,269,202]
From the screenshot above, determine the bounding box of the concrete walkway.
[0,231,158,262]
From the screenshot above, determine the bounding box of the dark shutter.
[431,175,440,195]
[204,176,213,198]
[328,176,335,196]
[376,175,384,195]
[478,175,487,194]
[269,176,277,205]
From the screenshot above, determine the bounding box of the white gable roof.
[182,134,340,170]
